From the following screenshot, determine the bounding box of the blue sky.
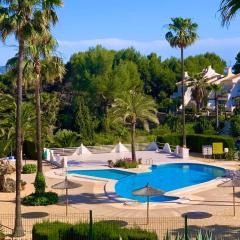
[1,0,240,66]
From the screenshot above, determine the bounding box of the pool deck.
[1,151,240,236]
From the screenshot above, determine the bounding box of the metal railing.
[1,212,240,240]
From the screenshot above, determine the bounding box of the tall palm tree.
[210,84,222,129]
[0,0,63,236]
[110,91,159,162]
[7,35,65,188]
[26,33,65,175]
[189,73,208,113]
[0,1,41,236]
[165,17,198,147]
[219,0,240,26]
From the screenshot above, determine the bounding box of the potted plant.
[21,180,27,191]
[107,160,114,168]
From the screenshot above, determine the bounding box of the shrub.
[33,222,71,240]
[225,149,238,161]
[34,172,46,194]
[157,134,182,147]
[193,117,216,134]
[114,158,139,168]
[22,192,58,206]
[32,221,157,240]
[187,134,234,153]
[0,226,5,240]
[230,115,240,137]
[53,129,80,148]
[157,134,234,153]
[22,164,37,174]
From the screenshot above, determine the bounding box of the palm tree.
[110,91,159,162]
[165,17,198,147]
[189,73,208,113]
[210,84,222,129]
[219,0,240,26]
[0,0,63,236]
[26,33,65,175]
[0,1,41,236]
[7,36,65,191]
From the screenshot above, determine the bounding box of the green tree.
[110,91,159,161]
[165,17,198,147]
[232,52,240,74]
[230,114,240,137]
[185,53,226,75]
[219,0,240,26]
[53,129,80,148]
[41,92,60,144]
[209,84,222,129]
[189,73,208,112]
[0,94,35,156]
[73,96,96,145]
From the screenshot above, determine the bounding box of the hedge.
[32,221,158,240]
[157,134,234,153]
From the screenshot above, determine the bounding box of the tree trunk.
[35,61,43,173]
[131,122,136,162]
[13,36,25,237]
[215,93,219,129]
[181,47,186,147]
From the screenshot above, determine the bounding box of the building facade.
[172,66,240,112]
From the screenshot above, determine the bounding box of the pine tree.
[233,52,240,74]
[74,96,95,144]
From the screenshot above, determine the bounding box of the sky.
[1,0,240,66]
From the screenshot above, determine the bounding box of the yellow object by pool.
[212,142,223,154]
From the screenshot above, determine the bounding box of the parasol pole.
[66,187,68,217]
[233,185,236,216]
[147,196,149,225]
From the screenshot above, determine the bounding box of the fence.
[1,212,240,240]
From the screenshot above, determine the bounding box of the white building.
[172,66,240,112]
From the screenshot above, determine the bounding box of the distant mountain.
[0,66,6,74]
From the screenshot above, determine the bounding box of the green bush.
[22,192,58,206]
[230,114,240,137]
[33,221,157,240]
[225,149,238,161]
[157,134,182,147]
[22,164,37,174]
[33,222,71,240]
[114,158,139,168]
[157,134,234,153]
[34,172,46,194]
[193,117,216,134]
[0,225,5,239]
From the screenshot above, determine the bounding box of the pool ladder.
[144,158,153,165]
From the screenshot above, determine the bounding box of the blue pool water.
[68,163,225,203]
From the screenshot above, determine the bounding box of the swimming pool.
[68,163,225,203]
